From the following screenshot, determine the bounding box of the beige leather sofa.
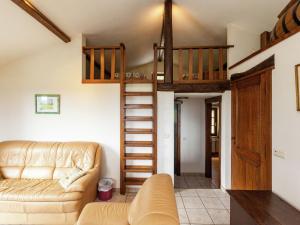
[77,174,179,225]
[0,141,101,225]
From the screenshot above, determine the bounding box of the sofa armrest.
[66,167,100,192]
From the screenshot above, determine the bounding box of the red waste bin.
[98,178,113,201]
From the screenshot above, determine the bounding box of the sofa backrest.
[0,141,101,180]
[128,174,179,225]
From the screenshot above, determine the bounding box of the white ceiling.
[0,0,288,68]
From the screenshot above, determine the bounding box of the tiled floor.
[175,188,230,225]
[175,174,218,189]
[99,187,230,225]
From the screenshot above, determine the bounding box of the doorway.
[174,95,220,189]
[205,96,222,188]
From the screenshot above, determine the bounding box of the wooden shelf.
[229,26,300,70]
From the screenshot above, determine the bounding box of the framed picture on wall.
[35,94,60,114]
[296,65,300,111]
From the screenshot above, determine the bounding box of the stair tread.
[125,128,153,134]
[124,92,153,96]
[124,104,153,109]
[125,153,153,160]
[125,165,153,172]
[125,116,153,121]
[125,177,147,185]
[125,141,153,147]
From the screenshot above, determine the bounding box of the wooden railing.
[156,45,233,83]
[82,44,125,83]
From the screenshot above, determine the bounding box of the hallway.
[175,174,217,189]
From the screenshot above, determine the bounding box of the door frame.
[174,100,182,176]
[205,96,222,185]
[230,55,274,190]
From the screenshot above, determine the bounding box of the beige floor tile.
[182,197,204,209]
[201,197,225,209]
[176,196,185,209]
[186,209,213,224]
[207,209,230,224]
[213,189,229,198]
[219,197,230,209]
[180,189,198,197]
[196,189,218,198]
[178,208,189,223]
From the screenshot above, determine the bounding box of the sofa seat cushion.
[0,179,82,202]
[77,202,130,225]
[0,200,81,214]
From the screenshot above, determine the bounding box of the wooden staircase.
[120,46,158,194]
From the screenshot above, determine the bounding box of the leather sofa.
[77,174,179,225]
[0,140,101,225]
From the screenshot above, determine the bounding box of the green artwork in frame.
[35,94,60,114]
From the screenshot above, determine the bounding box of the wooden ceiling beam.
[11,0,71,43]
[163,0,173,84]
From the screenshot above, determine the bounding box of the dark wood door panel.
[236,149,261,167]
[232,67,272,190]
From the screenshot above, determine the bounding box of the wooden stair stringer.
[120,77,157,194]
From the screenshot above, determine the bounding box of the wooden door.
[231,64,272,190]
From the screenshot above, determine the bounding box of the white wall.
[157,91,175,181]
[220,91,231,189]
[0,36,121,187]
[228,31,300,210]
[227,23,260,67]
[0,36,176,188]
[180,98,206,173]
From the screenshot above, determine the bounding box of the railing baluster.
[188,49,193,80]
[198,49,203,81]
[223,49,227,80]
[208,48,214,80]
[100,48,105,80]
[178,49,183,81]
[218,48,224,80]
[90,49,95,81]
[111,49,116,80]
